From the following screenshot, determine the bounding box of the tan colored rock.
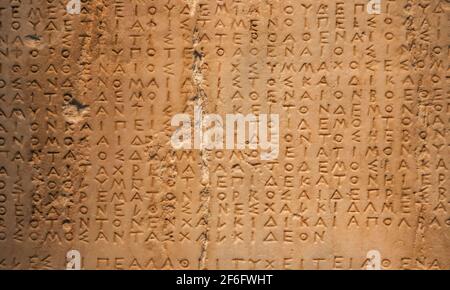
[0,0,448,270]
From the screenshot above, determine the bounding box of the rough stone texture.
[0,0,449,270]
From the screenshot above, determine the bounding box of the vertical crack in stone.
[191,25,211,269]
[184,0,199,16]
[403,1,433,264]
[63,0,102,255]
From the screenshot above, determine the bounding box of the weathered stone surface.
[0,0,449,270]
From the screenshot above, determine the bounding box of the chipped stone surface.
[0,0,449,270]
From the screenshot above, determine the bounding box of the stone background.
[0,0,448,269]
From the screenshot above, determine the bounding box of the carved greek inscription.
[0,0,448,270]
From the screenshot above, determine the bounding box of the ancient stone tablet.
[0,0,448,270]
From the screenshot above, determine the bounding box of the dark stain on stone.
[193,50,203,60]
[25,34,41,41]
[69,98,89,111]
